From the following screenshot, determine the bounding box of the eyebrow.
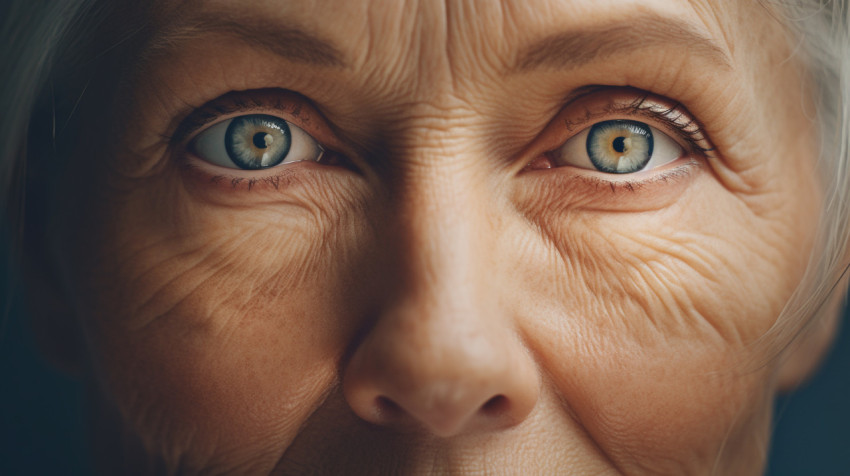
[515,15,733,72]
[143,16,345,67]
[143,11,728,74]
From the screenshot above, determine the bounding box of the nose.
[343,294,540,438]
[342,179,539,438]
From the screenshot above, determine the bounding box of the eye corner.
[171,110,225,148]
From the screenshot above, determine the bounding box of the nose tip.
[343,320,539,438]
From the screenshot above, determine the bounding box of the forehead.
[149,0,752,78]
[123,0,794,178]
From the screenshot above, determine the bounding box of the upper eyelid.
[169,90,326,146]
[176,108,305,146]
[556,96,715,157]
[172,88,713,171]
[563,99,679,134]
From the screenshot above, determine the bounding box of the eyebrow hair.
[515,15,733,72]
[143,11,726,75]
[143,16,345,67]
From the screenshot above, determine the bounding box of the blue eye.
[191,114,323,170]
[551,119,683,174]
[586,120,653,173]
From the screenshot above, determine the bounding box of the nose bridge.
[385,110,497,291]
[392,155,487,314]
[381,139,498,360]
[342,136,539,437]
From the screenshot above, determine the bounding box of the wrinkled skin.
[40,0,826,474]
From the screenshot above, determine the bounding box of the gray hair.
[756,0,850,360]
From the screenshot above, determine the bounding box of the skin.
[31,0,831,473]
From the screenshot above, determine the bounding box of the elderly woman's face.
[50,0,823,473]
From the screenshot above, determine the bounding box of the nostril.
[375,396,403,420]
[481,395,509,416]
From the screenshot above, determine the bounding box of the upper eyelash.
[562,94,715,158]
[170,88,712,191]
[627,95,715,156]
[168,93,298,145]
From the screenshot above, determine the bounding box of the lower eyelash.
[180,160,311,193]
[573,158,701,193]
[210,175,285,191]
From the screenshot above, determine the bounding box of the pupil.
[612,136,627,153]
[253,132,269,149]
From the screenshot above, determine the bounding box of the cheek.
[512,169,814,472]
[60,110,818,474]
[62,166,374,469]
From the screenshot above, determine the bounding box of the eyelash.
[525,90,714,194]
[625,96,712,157]
[167,90,355,191]
[170,93,309,145]
[171,89,713,193]
[570,158,701,194]
[560,94,715,159]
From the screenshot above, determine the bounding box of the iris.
[224,115,292,169]
[586,120,654,173]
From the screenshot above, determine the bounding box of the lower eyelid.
[179,159,327,195]
[519,158,702,214]
[184,151,315,180]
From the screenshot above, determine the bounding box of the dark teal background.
[1,278,848,475]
